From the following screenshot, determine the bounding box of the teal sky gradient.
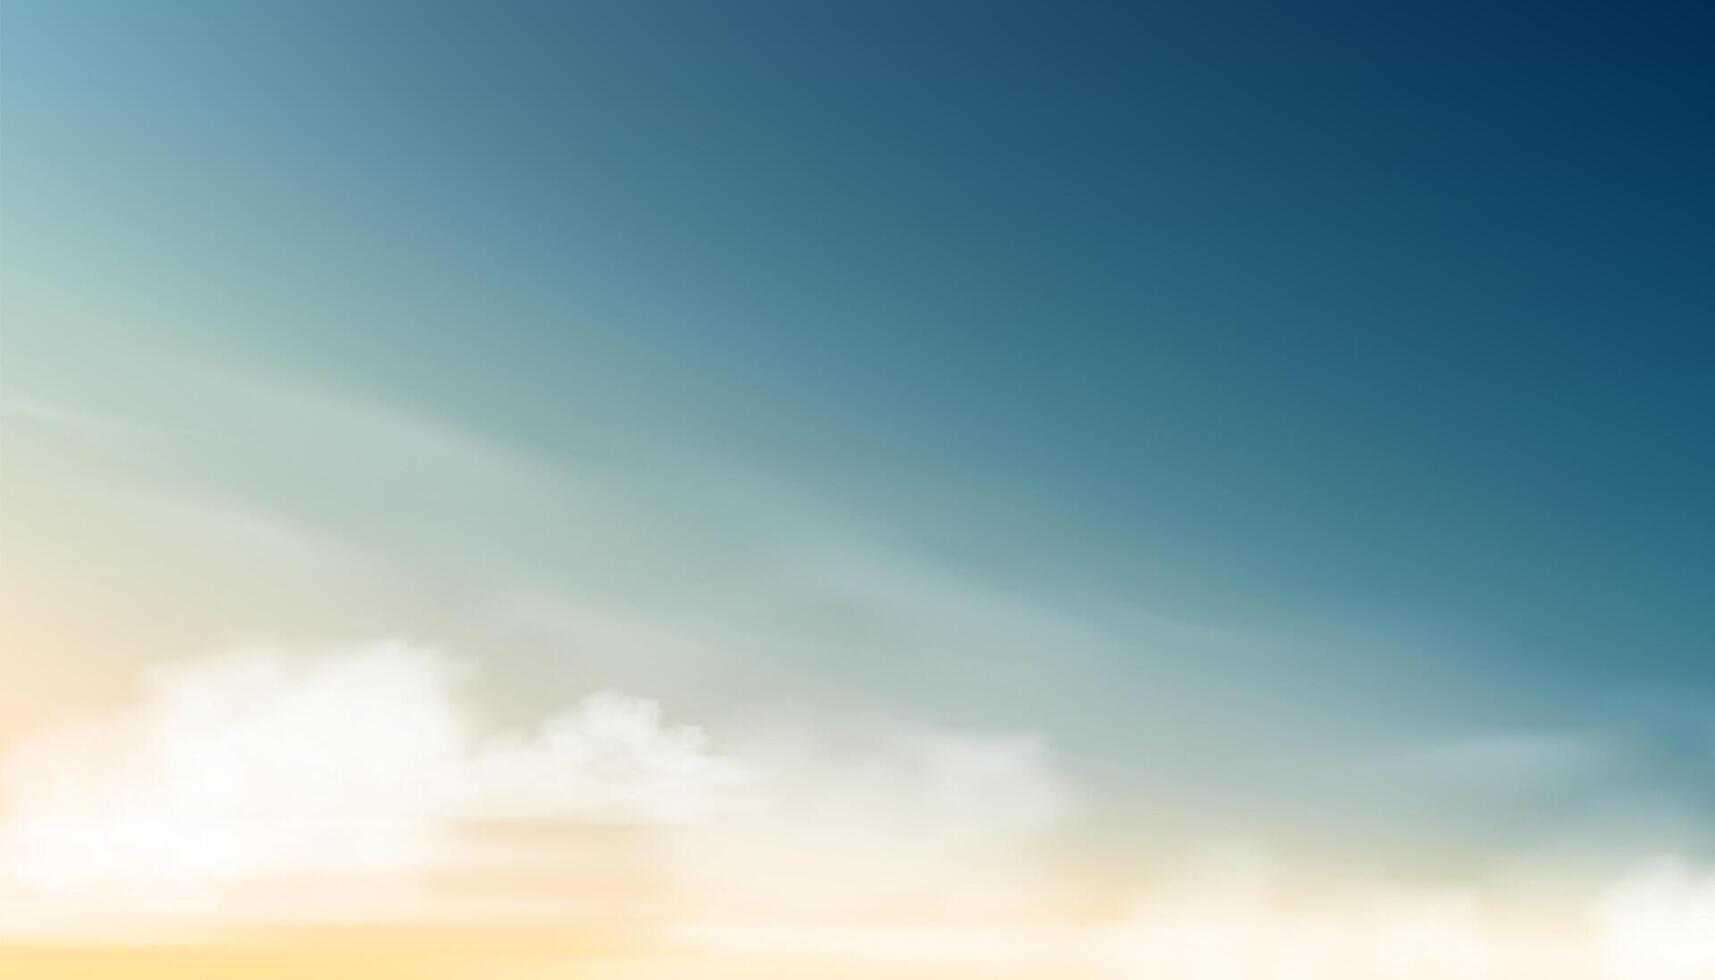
[3,1,1712,883]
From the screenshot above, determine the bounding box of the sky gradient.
[2,2,1713,977]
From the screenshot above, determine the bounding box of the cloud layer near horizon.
[0,642,1071,935]
[1,644,750,895]
[1,642,1711,980]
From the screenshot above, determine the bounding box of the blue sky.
[2,2,1713,963]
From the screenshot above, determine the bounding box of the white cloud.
[666,855,1715,980]
[0,641,1068,936]
[1595,859,1715,980]
[463,689,752,826]
[0,642,751,922]
[5,640,1712,980]
[1097,850,1715,980]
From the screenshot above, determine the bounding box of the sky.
[1,2,1712,977]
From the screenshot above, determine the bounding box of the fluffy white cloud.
[0,642,1070,935]
[462,689,753,826]
[0,642,751,912]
